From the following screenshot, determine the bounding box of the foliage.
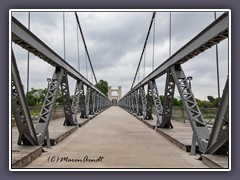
[160,95,164,103]
[160,95,183,107]
[196,98,214,108]
[207,96,215,102]
[207,96,221,108]
[158,95,219,108]
[26,88,63,106]
[95,79,108,96]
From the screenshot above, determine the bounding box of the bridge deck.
[130,114,193,152]
[24,106,208,169]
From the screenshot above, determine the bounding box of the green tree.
[26,88,44,106]
[159,95,183,107]
[207,95,220,108]
[158,95,220,108]
[213,97,221,108]
[26,88,64,106]
[196,98,214,108]
[160,95,164,104]
[95,79,108,96]
[207,96,215,103]
[26,88,38,106]
[172,97,183,107]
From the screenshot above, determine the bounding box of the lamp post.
[47,78,51,89]
[187,76,192,89]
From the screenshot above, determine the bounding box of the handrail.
[119,12,228,102]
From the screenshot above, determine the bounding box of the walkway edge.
[12,146,43,168]
[202,154,229,168]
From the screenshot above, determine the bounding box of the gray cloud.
[12,10,229,99]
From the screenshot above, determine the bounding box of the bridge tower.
[108,86,122,105]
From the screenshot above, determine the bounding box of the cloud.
[11,10,229,100]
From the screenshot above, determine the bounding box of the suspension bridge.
[11,11,229,169]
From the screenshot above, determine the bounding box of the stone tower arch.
[108,86,122,105]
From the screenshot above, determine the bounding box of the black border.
[1,0,239,179]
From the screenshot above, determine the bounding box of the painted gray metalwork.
[205,78,229,155]
[91,91,96,114]
[89,89,94,115]
[134,91,139,114]
[71,80,82,125]
[149,80,163,129]
[129,93,134,112]
[12,12,229,157]
[126,96,129,110]
[136,90,143,116]
[35,67,64,146]
[61,72,75,126]
[12,16,108,99]
[85,87,91,119]
[171,64,210,154]
[99,96,102,111]
[161,69,175,128]
[97,93,101,112]
[128,94,132,112]
[11,50,38,145]
[145,84,153,120]
[94,93,98,112]
[139,86,147,119]
[92,91,96,114]
[119,12,229,155]
[79,83,88,118]
[121,12,228,99]
[11,15,111,148]
[128,95,131,111]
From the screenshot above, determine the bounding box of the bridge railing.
[153,106,218,127]
[11,16,111,147]
[118,12,229,155]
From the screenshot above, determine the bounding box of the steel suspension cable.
[85,51,88,80]
[27,12,30,96]
[169,12,172,57]
[91,70,93,83]
[143,48,146,79]
[63,12,66,60]
[77,20,80,72]
[152,16,155,71]
[131,12,156,89]
[138,69,140,83]
[214,12,220,107]
[74,12,97,84]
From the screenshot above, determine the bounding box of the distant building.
[108,86,122,105]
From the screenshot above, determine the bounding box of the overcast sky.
[11,10,229,100]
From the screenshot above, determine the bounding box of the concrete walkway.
[26,106,208,169]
